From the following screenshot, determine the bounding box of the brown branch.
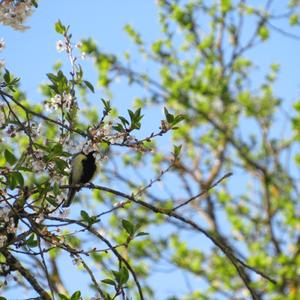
[1,249,52,300]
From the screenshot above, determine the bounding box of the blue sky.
[1,0,300,299]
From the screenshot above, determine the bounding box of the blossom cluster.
[0,206,16,248]
[56,39,86,60]
[0,38,5,69]
[45,92,73,111]
[0,0,35,31]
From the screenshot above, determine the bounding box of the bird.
[63,151,97,207]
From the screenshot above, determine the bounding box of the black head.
[81,150,96,158]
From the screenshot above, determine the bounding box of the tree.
[1,0,300,299]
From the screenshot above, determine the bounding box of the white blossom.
[0,111,5,127]
[33,149,44,160]
[6,218,17,234]
[82,140,98,155]
[62,92,73,109]
[58,209,69,219]
[75,41,82,48]
[32,159,45,172]
[0,235,7,248]
[35,213,45,224]
[81,52,86,60]
[46,94,62,111]
[56,40,65,52]
[0,206,10,223]
[0,38,5,51]
[113,201,127,208]
[0,59,5,69]
[31,123,42,138]
[7,125,16,137]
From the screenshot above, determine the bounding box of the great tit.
[63,151,97,207]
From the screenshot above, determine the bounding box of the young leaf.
[119,265,129,284]
[55,20,66,34]
[14,171,24,187]
[173,144,182,158]
[258,26,269,41]
[122,219,135,236]
[58,294,69,300]
[26,234,38,248]
[84,80,95,93]
[136,232,149,237]
[3,69,11,84]
[70,291,81,300]
[102,278,116,286]
[101,98,111,114]
[4,149,17,165]
[113,124,125,133]
[31,0,38,8]
[112,270,121,283]
[164,107,174,123]
[118,116,130,126]
[80,210,90,223]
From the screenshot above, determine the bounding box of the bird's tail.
[63,188,77,207]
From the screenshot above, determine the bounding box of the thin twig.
[173,172,233,211]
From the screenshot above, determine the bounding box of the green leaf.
[51,143,63,155]
[47,72,58,84]
[80,210,90,223]
[118,116,130,126]
[17,166,33,172]
[70,291,81,300]
[55,20,66,34]
[79,210,97,225]
[136,232,149,237]
[6,173,17,189]
[58,295,69,300]
[55,159,69,175]
[0,297,7,300]
[164,107,174,123]
[101,99,111,114]
[221,0,232,13]
[102,278,116,286]
[3,69,11,84]
[113,124,125,132]
[4,149,17,165]
[84,80,95,93]
[128,108,143,130]
[122,219,135,236]
[46,196,59,207]
[173,144,182,158]
[119,265,129,284]
[258,26,269,41]
[289,14,299,26]
[26,234,38,248]
[14,171,24,187]
[53,182,60,195]
[112,270,121,283]
[31,0,38,8]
